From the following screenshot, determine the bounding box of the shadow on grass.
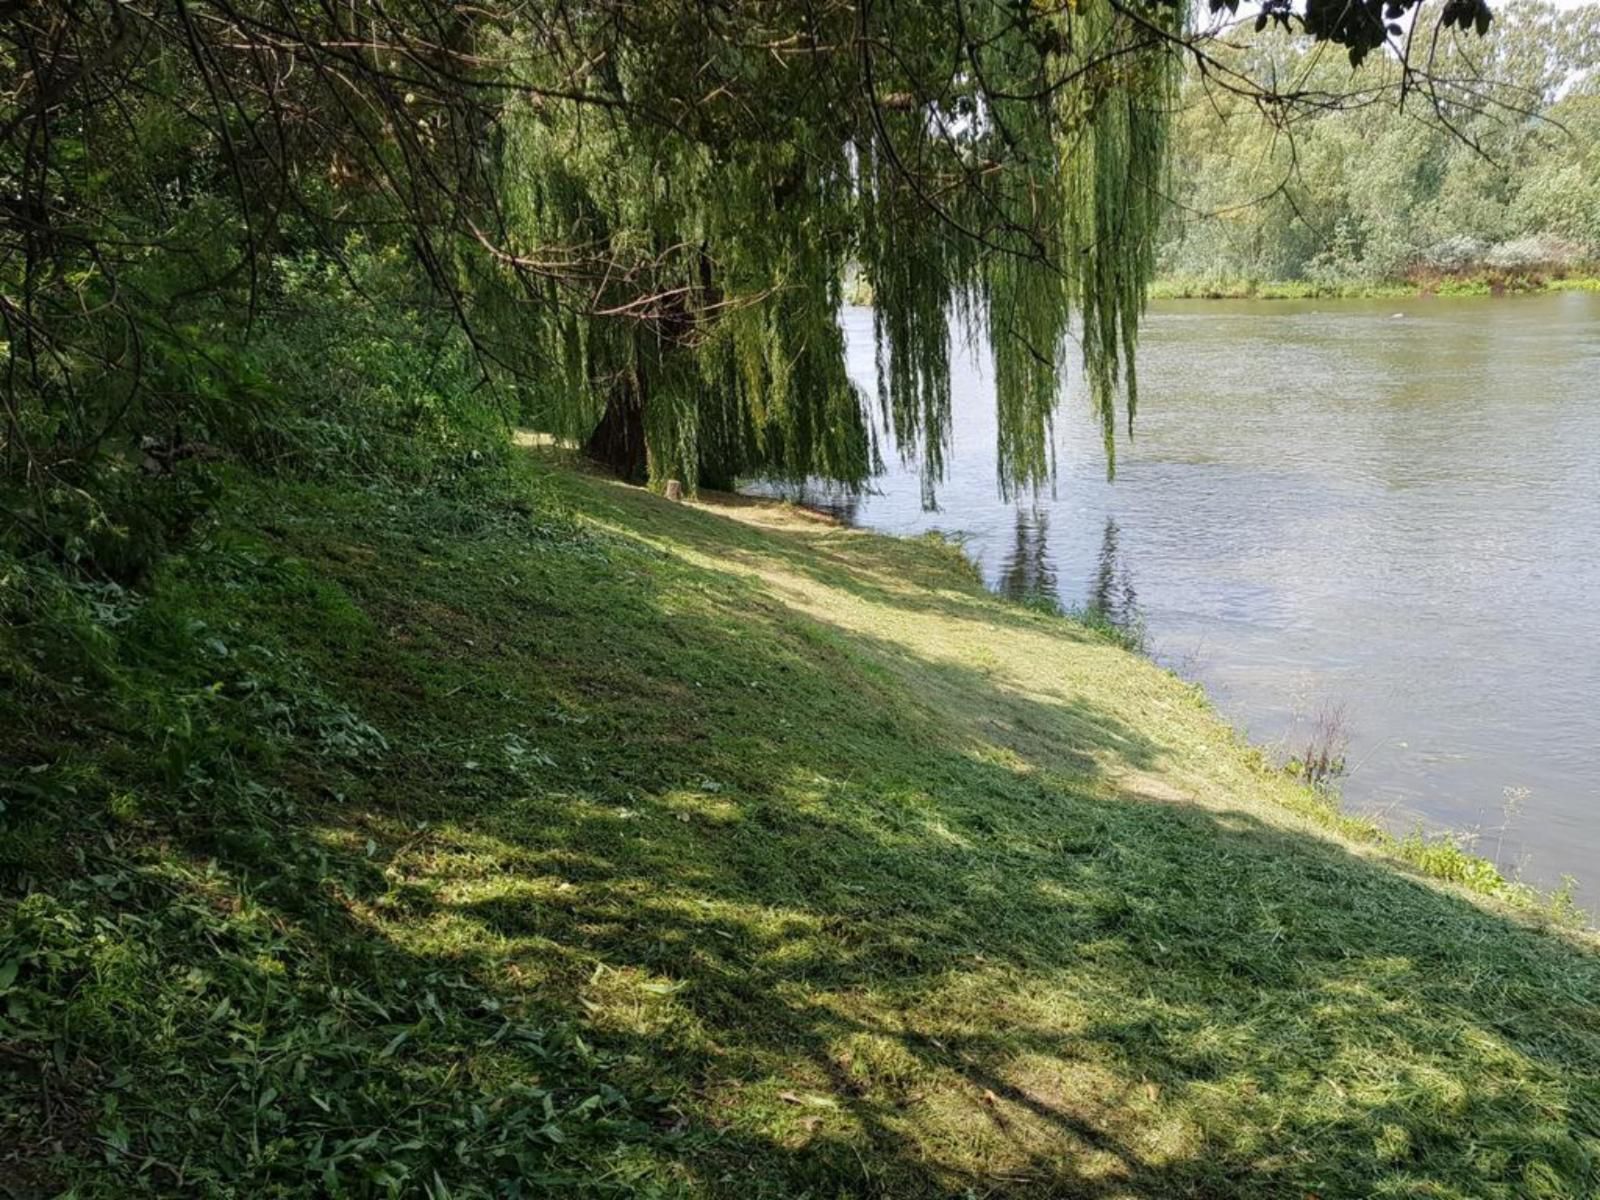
[554,467,1107,644]
[432,781,1600,1197]
[320,473,1600,1195]
[6,464,1599,1198]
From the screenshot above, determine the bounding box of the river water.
[754,293,1600,895]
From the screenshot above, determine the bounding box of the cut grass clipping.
[3,445,1598,1198]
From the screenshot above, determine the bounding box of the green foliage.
[3,0,1195,561]
[4,0,1524,554]
[1158,1,1600,289]
[244,250,513,489]
[1,228,511,581]
[492,0,1182,495]
[5,445,1597,1197]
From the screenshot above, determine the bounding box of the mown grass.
[3,445,1598,1199]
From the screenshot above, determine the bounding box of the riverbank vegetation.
[5,436,1599,1197]
[7,2,1597,1195]
[1148,273,1600,300]
[1157,0,1600,295]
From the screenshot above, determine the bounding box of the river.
[754,292,1600,896]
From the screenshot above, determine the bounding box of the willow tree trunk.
[583,381,648,483]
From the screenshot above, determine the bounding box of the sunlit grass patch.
[3,447,1597,1197]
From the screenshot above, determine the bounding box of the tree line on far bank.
[1158,0,1600,292]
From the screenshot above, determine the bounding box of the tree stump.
[664,479,683,502]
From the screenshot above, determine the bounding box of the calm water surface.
[756,293,1600,895]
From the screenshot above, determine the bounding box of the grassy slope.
[3,447,1599,1199]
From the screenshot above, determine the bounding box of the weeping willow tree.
[489,0,1182,499]
[483,0,1497,499]
[3,0,1503,549]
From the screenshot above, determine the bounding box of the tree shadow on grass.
[301,479,1600,1197]
[404,782,1600,1197]
[548,467,1096,643]
[435,787,1600,1197]
[11,465,1600,1199]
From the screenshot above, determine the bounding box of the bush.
[1484,235,1587,273]
[1420,235,1489,273]
[2,243,518,578]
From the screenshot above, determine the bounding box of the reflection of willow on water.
[769,480,863,524]
[804,489,863,525]
[1089,516,1141,632]
[997,508,1057,602]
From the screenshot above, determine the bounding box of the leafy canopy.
[1,0,1506,553]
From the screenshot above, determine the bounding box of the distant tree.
[1157,1,1600,287]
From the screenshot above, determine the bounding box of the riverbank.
[4,444,1598,1197]
[841,274,1600,307]
[1149,274,1600,301]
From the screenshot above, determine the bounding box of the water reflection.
[996,509,1057,602]
[995,512,1143,634]
[1088,517,1140,632]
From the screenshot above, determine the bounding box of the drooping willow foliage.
[494,0,1182,497]
[1,0,1503,561]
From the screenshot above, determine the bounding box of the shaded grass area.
[3,449,1598,1198]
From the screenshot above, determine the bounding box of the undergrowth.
[1,473,672,1197]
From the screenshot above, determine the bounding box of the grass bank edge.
[578,456,1594,933]
[755,482,1591,931]
[963,534,1592,932]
